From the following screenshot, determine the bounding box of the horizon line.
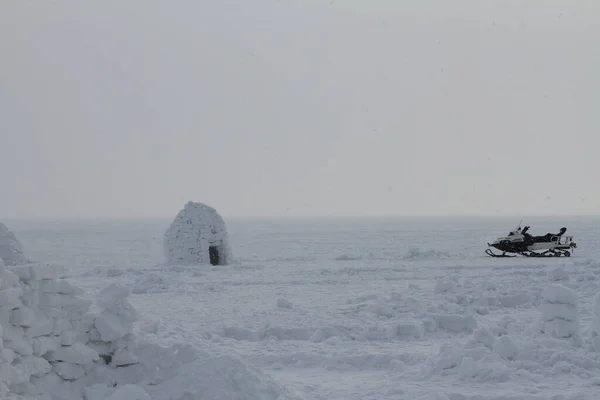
[2,213,599,222]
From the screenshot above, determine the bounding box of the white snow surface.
[163,202,233,266]
[4,215,600,400]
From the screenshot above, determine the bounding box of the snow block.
[10,306,37,327]
[97,283,131,310]
[44,342,99,365]
[94,312,133,342]
[540,283,580,339]
[0,287,23,307]
[429,314,477,333]
[106,384,151,400]
[0,223,30,266]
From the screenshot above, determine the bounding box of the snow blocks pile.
[84,283,140,369]
[0,262,147,399]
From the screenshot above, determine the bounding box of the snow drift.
[163,202,233,266]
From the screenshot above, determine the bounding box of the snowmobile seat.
[524,228,566,244]
[529,233,555,243]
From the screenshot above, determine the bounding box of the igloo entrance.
[209,245,220,265]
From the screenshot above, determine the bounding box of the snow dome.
[0,222,30,266]
[164,201,233,266]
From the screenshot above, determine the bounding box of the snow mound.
[164,201,233,266]
[86,342,302,400]
[540,284,580,339]
[0,222,30,266]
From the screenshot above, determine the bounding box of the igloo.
[164,201,233,266]
[0,222,30,266]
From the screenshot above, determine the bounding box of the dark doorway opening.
[209,246,220,265]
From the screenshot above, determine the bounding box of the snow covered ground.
[6,215,600,400]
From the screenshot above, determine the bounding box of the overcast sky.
[1,0,599,219]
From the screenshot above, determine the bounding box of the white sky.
[1,0,599,218]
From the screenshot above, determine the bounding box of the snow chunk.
[32,336,61,357]
[97,283,131,310]
[434,279,456,294]
[0,287,23,307]
[493,335,519,360]
[542,284,578,306]
[549,266,569,281]
[277,298,293,309]
[0,223,30,266]
[44,342,99,365]
[405,297,422,311]
[164,201,233,266]
[94,312,133,342]
[10,306,37,327]
[131,273,169,294]
[39,279,82,295]
[11,263,58,281]
[540,283,580,339]
[124,342,298,400]
[105,384,150,400]
[430,314,477,333]
[396,322,424,338]
[51,362,85,381]
[17,355,52,378]
[94,284,138,343]
[84,383,150,400]
[472,327,495,349]
[458,356,512,383]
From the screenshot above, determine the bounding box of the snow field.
[6,216,600,399]
[107,254,600,399]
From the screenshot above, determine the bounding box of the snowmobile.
[485,222,577,258]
